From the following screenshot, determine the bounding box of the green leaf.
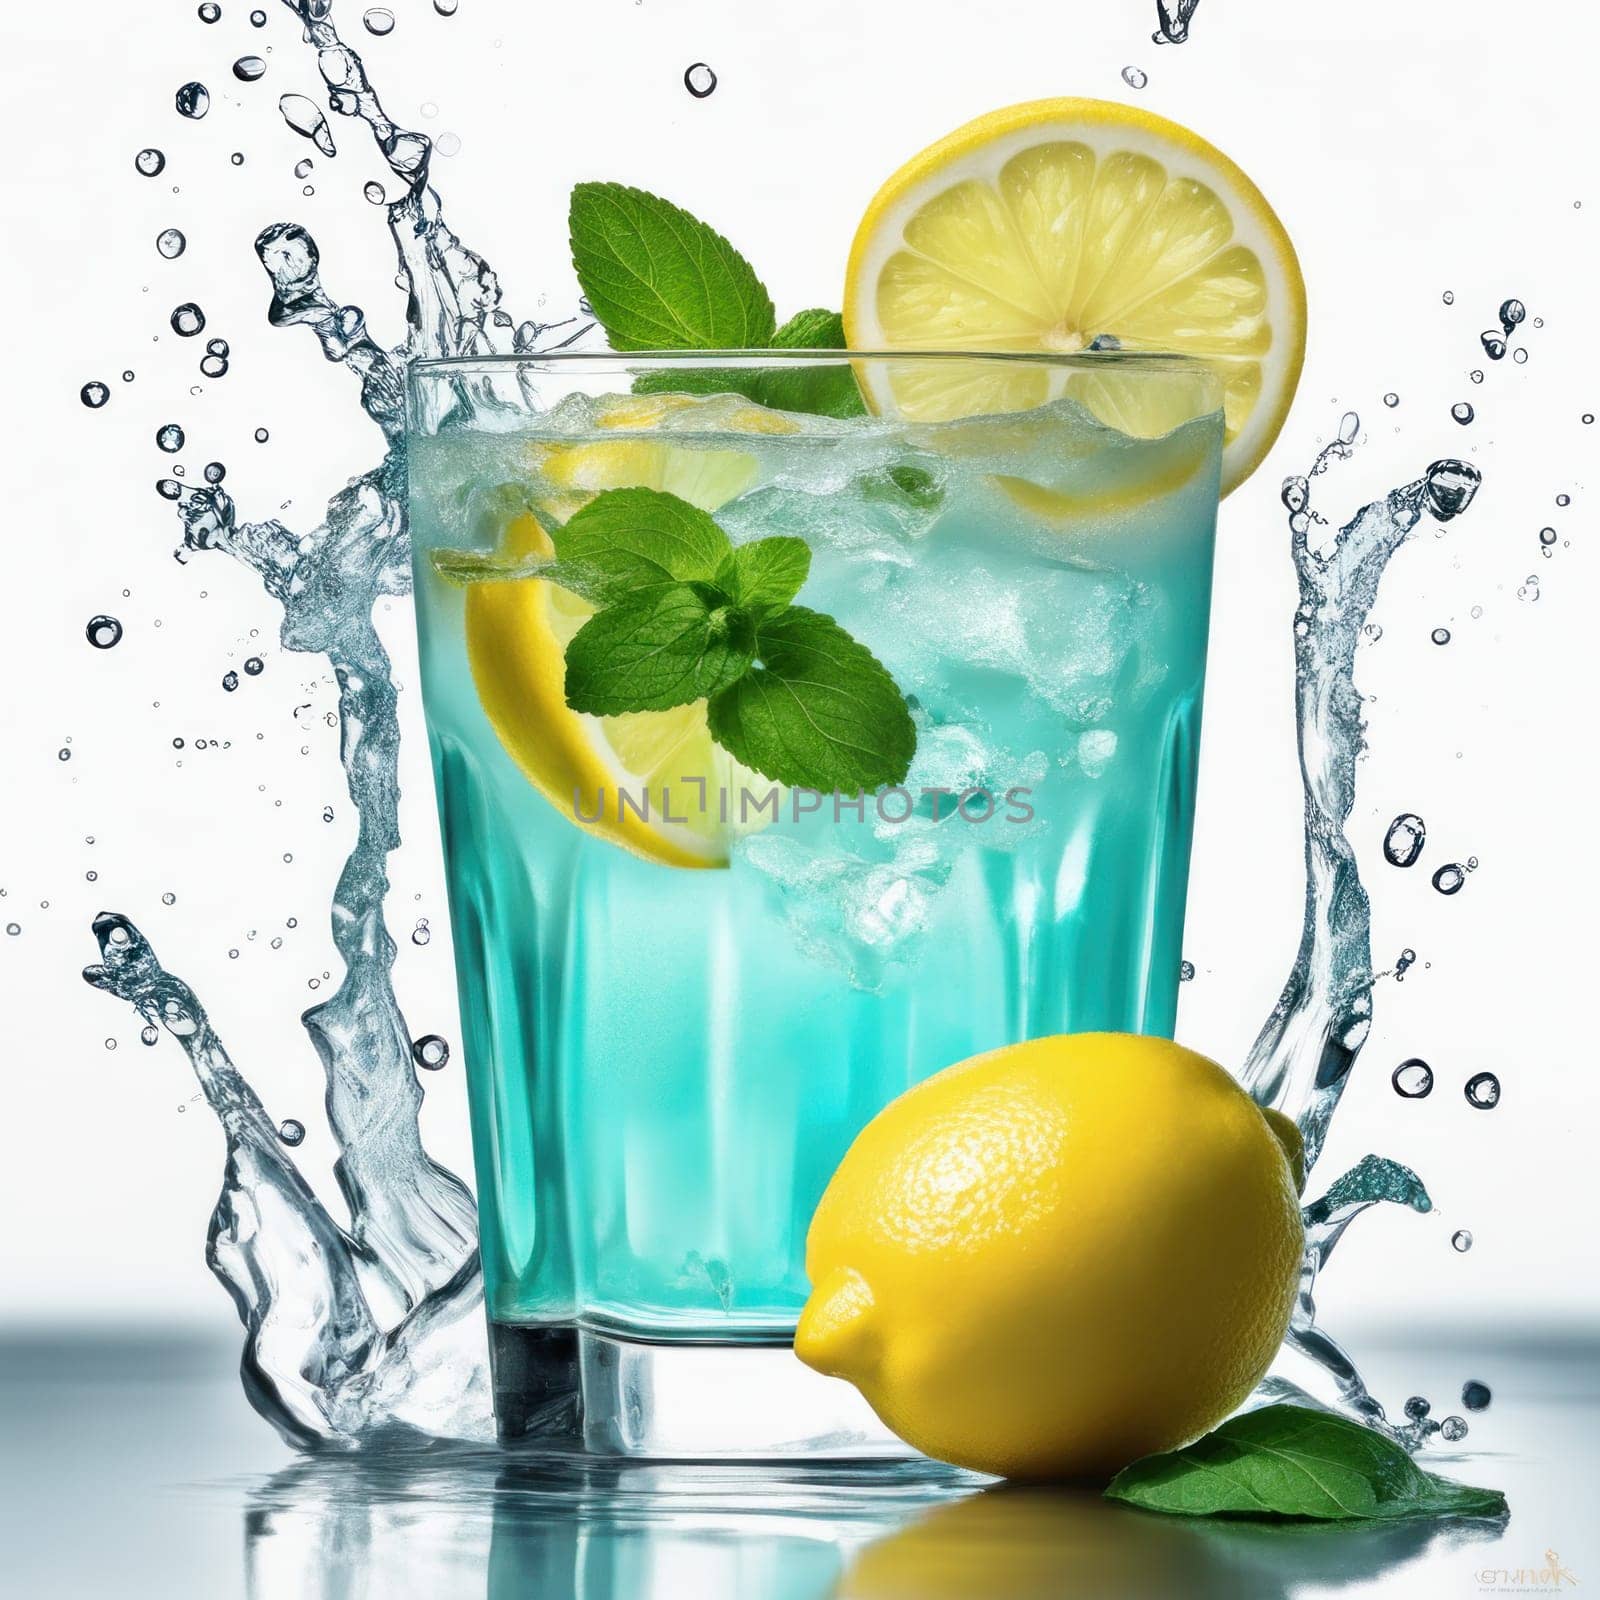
[550,487,732,602]
[771,308,848,349]
[716,537,811,614]
[1104,1405,1509,1523]
[570,183,776,352]
[707,605,916,792]
[564,585,754,715]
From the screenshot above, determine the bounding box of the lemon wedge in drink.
[844,98,1305,494]
[463,398,782,869]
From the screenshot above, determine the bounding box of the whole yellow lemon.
[795,1033,1304,1480]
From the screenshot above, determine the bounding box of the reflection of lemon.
[464,405,779,869]
[834,1487,1249,1600]
[844,98,1305,494]
[796,1033,1304,1480]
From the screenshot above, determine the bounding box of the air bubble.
[171,303,206,337]
[1498,298,1525,333]
[1179,959,1195,981]
[80,382,109,408]
[364,181,386,205]
[1584,414,1595,426]
[1441,290,1454,305]
[1539,527,1558,546]
[435,132,461,157]
[411,1034,450,1070]
[204,462,226,484]
[411,918,431,946]
[175,82,210,119]
[231,152,245,166]
[58,747,71,761]
[200,354,229,378]
[1451,1229,1473,1252]
[1451,402,1474,424]
[140,1024,160,1046]
[1383,392,1399,407]
[1517,574,1541,602]
[1121,65,1148,89]
[1432,862,1466,895]
[198,2,220,18]
[233,56,267,82]
[1431,627,1451,645]
[156,423,185,452]
[1391,1058,1433,1098]
[1461,1380,1491,1411]
[1383,812,1426,867]
[156,228,187,260]
[86,616,123,649]
[161,892,176,905]
[254,427,270,442]
[1464,1071,1500,1109]
[363,7,396,32]
[205,337,229,359]
[4,923,17,936]
[136,148,166,177]
[1439,1415,1468,1441]
[1557,494,1571,507]
[1512,347,1528,364]
[278,1118,306,1146]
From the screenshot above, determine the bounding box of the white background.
[0,0,1594,1342]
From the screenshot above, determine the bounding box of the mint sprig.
[1105,1404,1508,1522]
[549,487,914,793]
[570,185,866,421]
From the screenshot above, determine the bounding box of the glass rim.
[408,347,1214,377]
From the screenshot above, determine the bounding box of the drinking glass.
[405,351,1224,1455]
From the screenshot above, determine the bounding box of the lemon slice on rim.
[844,97,1305,494]
[464,405,782,869]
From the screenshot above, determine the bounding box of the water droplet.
[1469,370,1484,384]
[1498,298,1525,333]
[203,461,226,485]
[363,181,386,204]
[363,6,396,32]
[435,131,462,158]
[1430,626,1451,645]
[204,337,230,361]
[434,0,458,13]
[684,61,718,97]
[1512,347,1529,364]
[1383,392,1399,407]
[278,1118,305,1146]
[80,381,110,408]
[57,746,73,761]
[233,55,267,82]
[1480,330,1506,361]
[1557,493,1571,507]
[1179,959,1195,982]
[1391,1058,1433,1098]
[161,892,176,905]
[1450,402,1474,425]
[1429,457,1485,516]
[411,918,431,946]
[1584,414,1596,426]
[254,427,270,442]
[171,303,206,337]
[175,82,210,119]
[135,148,166,177]
[411,1033,450,1070]
[1439,1415,1468,1442]
[1432,862,1466,895]
[156,423,185,452]
[1464,1071,1500,1109]
[4,923,18,936]
[1461,1380,1491,1411]
[198,2,220,19]
[1121,64,1148,89]
[1442,290,1455,305]
[293,158,313,179]
[140,1023,160,1046]
[231,151,245,166]
[155,227,187,260]
[86,615,124,650]
[1337,410,1360,444]
[122,371,135,383]
[244,656,264,675]
[1539,526,1558,546]
[1451,1229,1473,1252]
[157,478,183,501]
[279,93,338,157]
[1403,1395,1431,1419]
[1383,812,1426,868]
[104,1037,118,1051]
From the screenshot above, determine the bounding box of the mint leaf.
[565,585,754,715]
[771,308,848,349]
[570,183,776,351]
[707,606,916,792]
[550,487,731,601]
[1105,1405,1508,1522]
[716,537,811,614]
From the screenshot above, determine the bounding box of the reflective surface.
[3,1329,1595,1598]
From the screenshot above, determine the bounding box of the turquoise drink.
[406,351,1224,1450]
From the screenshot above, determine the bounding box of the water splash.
[1153,0,1201,44]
